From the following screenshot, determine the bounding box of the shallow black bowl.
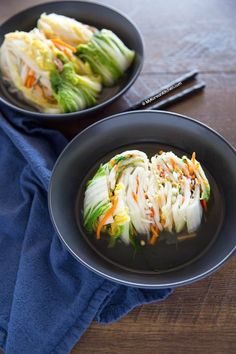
[49,111,236,288]
[0,1,143,120]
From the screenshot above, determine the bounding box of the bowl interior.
[0,1,143,118]
[49,111,236,288]
[76,143,224,274]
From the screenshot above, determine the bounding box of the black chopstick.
[150,81,205,110]
[125,69,198,112]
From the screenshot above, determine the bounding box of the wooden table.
[1,0,236,353]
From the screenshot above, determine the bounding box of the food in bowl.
[83,150,210,248]
[0,13,135,113]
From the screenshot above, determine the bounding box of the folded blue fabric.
[0,104,172,354]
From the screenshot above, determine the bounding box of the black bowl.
[0,1,143,120]
[49,110,236,288]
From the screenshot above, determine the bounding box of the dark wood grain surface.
[1,1,236,353]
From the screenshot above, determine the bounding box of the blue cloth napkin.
[0,104,172,354]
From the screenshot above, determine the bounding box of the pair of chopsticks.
[125,70,205,111]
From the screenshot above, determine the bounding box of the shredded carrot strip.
[149,234,158,245]
[150,224,158,236]
[51,38,76,53]
[150,207,154,218]
[149,225,159,245]
[25,69,36,88]
[96,197,118,239]
[170,157,177,170]
[30,76,36,86]
[25,76,36,88]
[136,176,139,194]
[132,192,138,202]
[25,77,30,88]
[51,41,72,59]
[191,152,196,164]
[187,162,194,175]
[201,199,207,212]
[52,42,68,53]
